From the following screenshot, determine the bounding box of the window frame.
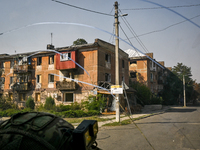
[37,57,42,66]
[49,55,54,64]
[105,53,111,63]
[48,74,54,83]
[60,53,71,61]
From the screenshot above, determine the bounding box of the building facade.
[125,49,171,95]
[0,39,129,108]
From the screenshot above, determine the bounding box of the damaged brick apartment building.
[125,49,171,95]
[0,39,129,109]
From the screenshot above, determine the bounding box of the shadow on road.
[166,108,197,113]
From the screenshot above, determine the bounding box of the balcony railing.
[13,82,32,91]
[13,65,31,73]
[56,81,77,90]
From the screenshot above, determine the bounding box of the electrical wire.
[119,9,149,54]
[127,14,200,39]
[51,0,113,16]
[121,3,200,10]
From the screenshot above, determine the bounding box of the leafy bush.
[150,96,163,104]
[130,81,151,106]
[83,94,106,112]
[0,97,14,110]
[70,102,81,110]
[44,96,55,110]
[26,96,35,110]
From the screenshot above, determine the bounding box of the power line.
[121,3,200,10]
[127,14,200,39]
[52,0,113,16]
[119,9,149,54]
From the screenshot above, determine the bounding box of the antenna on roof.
[51,33,53,45]
[47,33,55,50]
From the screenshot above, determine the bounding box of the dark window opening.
[49,55,54,64]
[105,54,111,63]
[36,75,41,83]
[48,74,54,83]
[63,93,73,102]
[130,61,137,65]
[122,60,125,68]
[130,72,136,78]
[105,73,111,82]
[37,57,42,66]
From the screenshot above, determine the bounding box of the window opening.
[130,72,136,78]
[105,54,111,63]
[48,74,54,83]
[122,60,125,68]
[63,93,73,102]
[37,57,42,65]
[60,53,71,61]
[49,55,54,64]
[105,73,111,82]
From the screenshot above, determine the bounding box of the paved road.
[96,106,200,150]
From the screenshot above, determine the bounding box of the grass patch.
[102,114,153,126]
[64,116,111,124]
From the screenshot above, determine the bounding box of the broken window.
[0,62,5,68]
[150,73,153,81]
[130,72,136,78]
[60,53,71,61]
[105,73,111,82]
[10,77,13,84]
[35,93,40,102]
[36,75,41,83]
[49,55,54,64]
[10,61,14,68]
[105,54,111,63]
[37,57,42,66]
[48,74,54,83]
[19,93,26,101]
[130,61,137,65]
[122,60,125,68]
[63,93,73,102]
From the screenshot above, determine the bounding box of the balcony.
[13,65,31,73]
[56,81,77,90]
[13,82,32,91]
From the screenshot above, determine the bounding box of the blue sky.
[0,0,200,83]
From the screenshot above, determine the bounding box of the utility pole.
[114,1,120,122]
[183,75,186,107]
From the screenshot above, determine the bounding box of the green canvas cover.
[0,112,74,150]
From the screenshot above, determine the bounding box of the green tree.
[73,38,88,45]
[162,63,194,105]
[44,96,55,110]
[130,81,151,106]
[26,96,35,110]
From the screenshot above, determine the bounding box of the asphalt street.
[96,106,200,150]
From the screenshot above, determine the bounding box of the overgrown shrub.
[26,96,35,110]
[150,96,163,104]
[0,97,14,110]
[83,94,106,112]
[130,81,151,106]
[44,96,55,110]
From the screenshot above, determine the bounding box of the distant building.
[125,49,171,95]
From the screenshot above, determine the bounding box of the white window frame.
[60,53,71,61]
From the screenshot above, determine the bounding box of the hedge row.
[0,109,100,118]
